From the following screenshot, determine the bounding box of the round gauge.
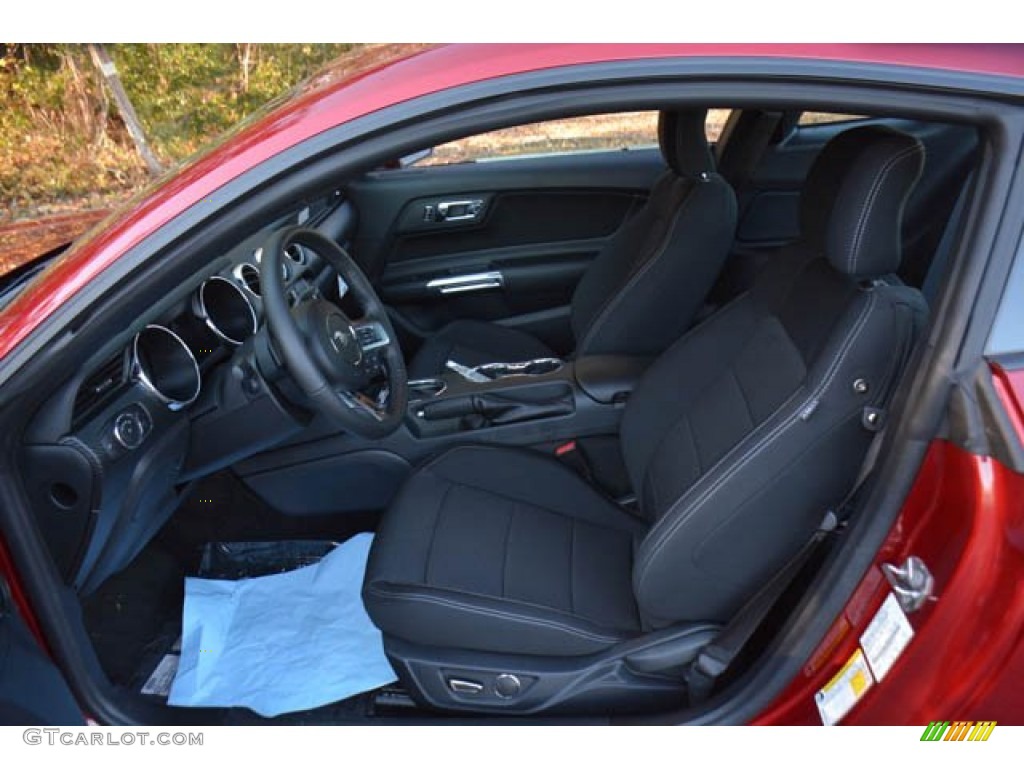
[234,261,287,297]
[193,275,258,345]
[130,325,201,410]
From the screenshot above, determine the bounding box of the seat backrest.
[620,125,928,628]
[569,109,737,358]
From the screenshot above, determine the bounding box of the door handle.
[424,199,484,223]
[426,271,505,295]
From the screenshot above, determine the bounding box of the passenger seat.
[407,109,738,378]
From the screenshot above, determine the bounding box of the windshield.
[0,44,429,288]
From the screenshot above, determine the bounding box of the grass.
[0,44,358,223]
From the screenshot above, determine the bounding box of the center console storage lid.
[573,355,653,405]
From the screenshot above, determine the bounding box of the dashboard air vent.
[237,263,261,296]
[73,352,126,420]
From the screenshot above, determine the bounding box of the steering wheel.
[259,226,408,439]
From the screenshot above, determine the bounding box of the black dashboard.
[21,198,354,595]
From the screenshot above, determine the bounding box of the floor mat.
[82,546,184,687]
[197,540,339,580]
[167,532,396,717]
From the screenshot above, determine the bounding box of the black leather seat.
[365,126,928,713]
[407,109,737,378]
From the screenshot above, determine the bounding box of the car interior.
[8,94,981,723]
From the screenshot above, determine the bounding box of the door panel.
[347,148,664,354]
[734,118,861,248]
[0,576,83,725]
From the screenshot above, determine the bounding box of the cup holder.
[474,357,563,380]
[409,378,447,399]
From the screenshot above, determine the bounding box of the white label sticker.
[859,591,914,682]
[815,648,875,726]
[141,654,180,697]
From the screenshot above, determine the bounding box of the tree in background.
[0,43,354,220]
[87,44,163,176]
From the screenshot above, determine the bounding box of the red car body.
[2,43,1024,725]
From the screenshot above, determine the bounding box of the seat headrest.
[658,109,714,180]
[801,125,925,280]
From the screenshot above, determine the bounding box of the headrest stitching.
[846,144,924,276]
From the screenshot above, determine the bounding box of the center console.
[405,355,652,440]
[234,354,654,518]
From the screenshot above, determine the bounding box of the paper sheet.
[168,532,396,717]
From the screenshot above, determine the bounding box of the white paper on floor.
[167,532,396,717]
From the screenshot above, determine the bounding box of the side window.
[798,111,868,126]
[414,110,732,167]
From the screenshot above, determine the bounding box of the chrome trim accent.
[408,378,447,398]
[112,415,137,449]
[445,359,490,383]
[474,357,563,379]
[882,556,935,613]
[239,252,287,287]
[435,199,484,222]
[284,244,307,265]
[234,263,262,297]
[447,678,484,695]
[193,275,258,345]
[130,325,201,411]
[112,406,150,450]
[427,271,504,295]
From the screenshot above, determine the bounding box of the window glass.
[415,109,732,166]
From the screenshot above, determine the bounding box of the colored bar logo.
[920,721,997,741]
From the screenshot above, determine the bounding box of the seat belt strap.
[685,518,833,704]
[686,428,885,705]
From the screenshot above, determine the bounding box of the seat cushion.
[407,320,555,379]
[363,445,647,656]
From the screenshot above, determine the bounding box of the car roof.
[2,43,1022,360]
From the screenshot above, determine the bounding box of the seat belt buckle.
[694,646,729,679]
[686,645,729,704]
[555,439,594,482]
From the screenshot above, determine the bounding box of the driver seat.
[364,126,928,713]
